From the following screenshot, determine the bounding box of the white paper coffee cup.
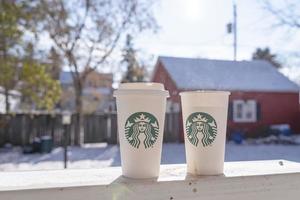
[180,91,230,175]
[114,83,169,179]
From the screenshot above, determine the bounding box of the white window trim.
[233,100,257,123]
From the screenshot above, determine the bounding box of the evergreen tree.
[252,47,282,69]
[121,34,146,83]
[47,47,62,80]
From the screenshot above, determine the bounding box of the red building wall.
[152,61,300,138]
[228,91,300,135]
[152,61,180,103]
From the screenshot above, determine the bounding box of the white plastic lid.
[114,82,169,97]
[119,82,164,90]
[180,90,230,96]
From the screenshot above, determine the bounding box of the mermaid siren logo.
[186,112,217,147]
[125,112,159,149]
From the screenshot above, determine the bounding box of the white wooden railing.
[1,160,300,200]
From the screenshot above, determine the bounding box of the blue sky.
[126,0,300,86]
[135,0,300,63]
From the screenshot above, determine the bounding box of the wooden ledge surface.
[0,160,300,191]
[1,160,300,200]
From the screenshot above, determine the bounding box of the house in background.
[0,87,21,113]
[59,70,114,113]
[152,56,300,137]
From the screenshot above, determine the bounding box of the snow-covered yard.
[0,142,300,171]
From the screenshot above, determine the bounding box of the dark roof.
[158,56,299,92]
[59,71,73,85]
[59,71,114,85]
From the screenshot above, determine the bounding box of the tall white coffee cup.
[114,83,169,179]
[180,91,230,175]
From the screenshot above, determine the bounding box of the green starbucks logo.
[125,112,159,149]
[186,112,217,147]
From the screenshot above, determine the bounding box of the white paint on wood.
[0,160,300,200]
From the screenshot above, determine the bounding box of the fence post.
[106,112,112,143]
[4,115,11,144]
[64,125,69,169]
[21,114,26,147]
[62,112,72,169]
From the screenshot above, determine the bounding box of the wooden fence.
[0,112,182,146]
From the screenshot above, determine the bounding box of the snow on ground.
[0,142,300,171]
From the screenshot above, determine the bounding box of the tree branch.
[69,0,90,52]
[262,0,300,28]
[80,2,136,81]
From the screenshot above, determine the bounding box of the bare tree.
[33,0,157,145]
[262,0,300,29]
[262,0,300,79]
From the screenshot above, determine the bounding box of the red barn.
[152,56,300,138]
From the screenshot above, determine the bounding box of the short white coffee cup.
[180,91,230,175]
[114,83,169,179]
